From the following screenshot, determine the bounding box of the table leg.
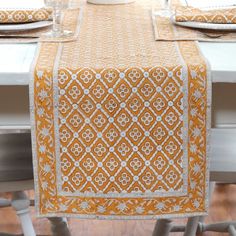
[184,216,199,236]
[152,219,172,236]
[48,217,71,236]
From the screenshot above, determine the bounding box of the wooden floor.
[0,184,235,236]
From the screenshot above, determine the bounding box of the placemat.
[153,0,236,41]
[0,7,81,43]
[175,6,236,24]
[30,0,211,219]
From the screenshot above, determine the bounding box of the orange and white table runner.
[30,0,211,219]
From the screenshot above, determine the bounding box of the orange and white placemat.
[153,0,236,41]
[30,0,211,219]
[0,6,81,43]
[175,6,236,24]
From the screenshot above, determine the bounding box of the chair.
[152,128,236,236]
[0,131,71,236]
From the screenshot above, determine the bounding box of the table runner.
[30,0,211,219]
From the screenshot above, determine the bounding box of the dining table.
[0,0,236,226]
[0,42,235,128]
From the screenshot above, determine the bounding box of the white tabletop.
[0,44,36,85]
[0,0,44,9]
[0,42,235,85]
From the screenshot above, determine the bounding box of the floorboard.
[0,184,235,236]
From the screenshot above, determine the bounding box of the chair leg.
[152,219,172,236]
[228,225,236,236]
[0,198,11,207]
[184,216,199,236]
[11,191,36,236]
[198,221,236,233]
[48,217,71,236]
